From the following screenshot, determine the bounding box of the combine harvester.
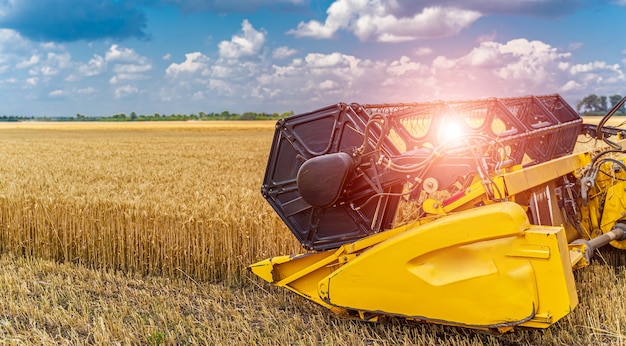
[250,94,626,332]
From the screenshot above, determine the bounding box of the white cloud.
[497,40,570,81]
[38,42,58,51]
[560,80,581,92]
[304,52,350,68]
[272,46,297,59]
[165,52,209,77]
[192,91,205,100]
[414,47,433,56]
[250,51,384,105]
[16,54,39,69]
[433,39,571,80]
[65,55,106,82]
[0,29,30,52]
[209,64,235,79]
[566,61,625,88]
[569,61,619,74]
[28,52,71,77]
[49,89,65,97]
[288,19,336,39]
[387,56,425,76]
[206,79,234,96]
[105,44,141,62]
[74,55,106,78]
[76,87,96,95]
[569,42,584,51]
[319,79,338,90]
[288,1,480,42]
[477,31,497,43]
[357,6,481,42]
[114,85,139,99]
[113,63,152,74]
[424,38,575,98]
[104,44,152,84]
[150,35,625,115]
[218,19,266,59]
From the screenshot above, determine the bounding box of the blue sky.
[0,0,625,116]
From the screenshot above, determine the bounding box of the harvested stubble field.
[0,119,625,345]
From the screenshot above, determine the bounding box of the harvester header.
[252,94,626,331]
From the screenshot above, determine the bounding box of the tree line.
[2,94,624,122]
[0,110,295,122]
[576,94,626,115]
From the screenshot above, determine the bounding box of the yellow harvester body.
[251,95,626,331]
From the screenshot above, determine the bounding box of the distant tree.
[280,111,295,118]
[130,111,137,121]
[112,113,127,121]
[577,94,598,113]
[578,94,626,115]
[240,112,257,120]
[610,94,626,114]
[597,96,608,112]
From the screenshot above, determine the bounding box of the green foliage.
[610,94,626,114]
[0,115,33,122]
[577,93,626,115]
[146,330,166,345]
[0,110,295,122]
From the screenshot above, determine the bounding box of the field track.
[0,120,625,344]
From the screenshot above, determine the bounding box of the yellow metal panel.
[519,226,578,328]
[249,252,340,309]
[318,203,577,329]
[507,244,550,259]
[251,202,579,330]
[600,181,626,249]
[248,223,421,307]
[502,153,589,196]
[249,255,292,283]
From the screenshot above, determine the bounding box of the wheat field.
[0,120,625,344]
[0,121,300,285]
